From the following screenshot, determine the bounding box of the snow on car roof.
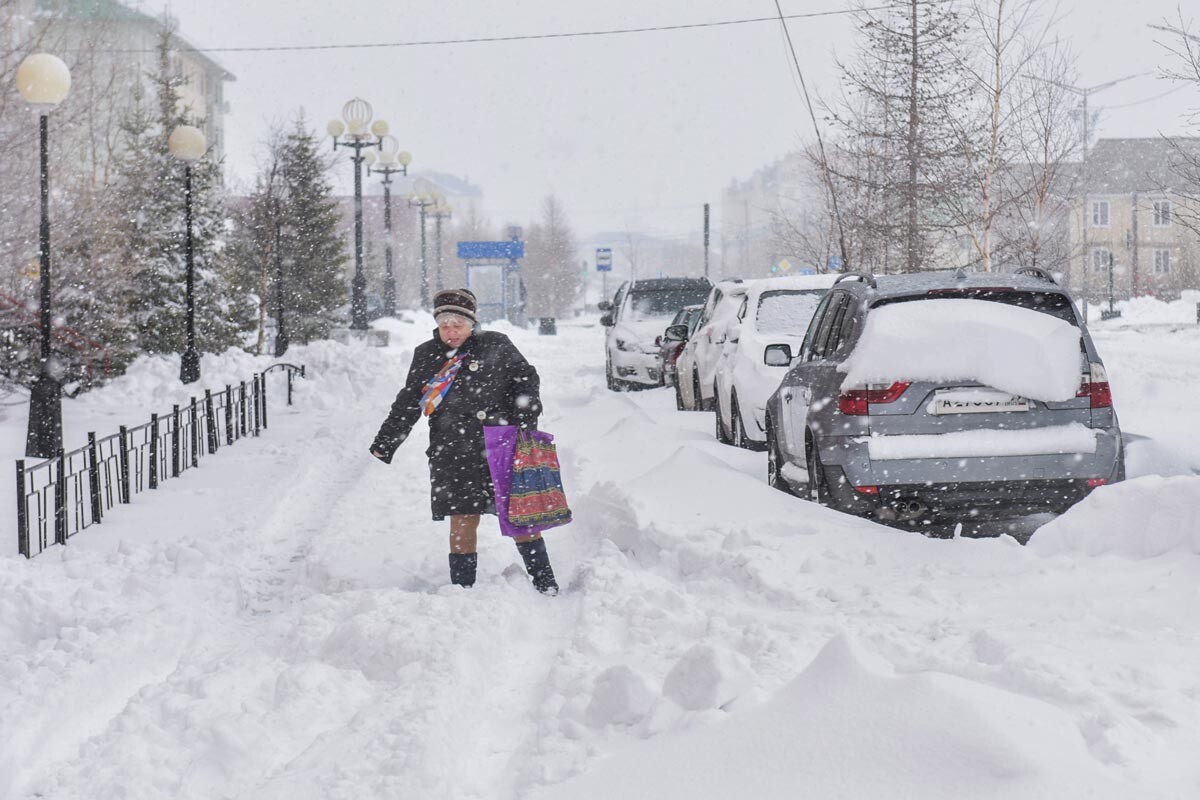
[840,298,1082,402]
[746,273,839,299]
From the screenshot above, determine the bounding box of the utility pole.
[703,203,710,280]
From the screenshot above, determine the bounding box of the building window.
[1091,247,1111,274]
[1152,200,1171,227]
[1153,249,1172,274]
[1091,200,1110,227]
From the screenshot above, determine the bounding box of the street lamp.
[430,198,453,295]
[328,98,387,330]
[168,124,207,384]
[365,136,411,316]
[407,177,438,308]
[17,53,71,459]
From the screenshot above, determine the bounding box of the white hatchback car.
[713,274,837,447]
[675,279,754,411]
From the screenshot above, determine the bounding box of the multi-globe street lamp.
[364,135,411,317]
[407,177,439,308]
[327,98,388,330]
[430,199,453,296]
[17,53,71,459]
[167,124,207,384]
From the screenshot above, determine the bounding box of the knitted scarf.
[421,353,467,416]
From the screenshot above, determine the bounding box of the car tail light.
[1076,363,1112,408]
[838,382,911,416]
[1086,478,1108,488]
[855,485,880,495]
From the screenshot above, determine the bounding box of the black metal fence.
[15,363,306,558]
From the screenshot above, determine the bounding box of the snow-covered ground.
[1,310,1198,798]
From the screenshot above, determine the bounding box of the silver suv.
[764,269,1124,526]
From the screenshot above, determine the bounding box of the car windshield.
[756,290,825,335]
[625,287,711,320]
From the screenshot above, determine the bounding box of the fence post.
[252,374,261,437]
[205,390,218,454]
[287,369,294,405]
[88,432,103,525]
[190,397,199,468]
[224,385,234,444]
[172,404,181,478]
[54,450,67,546]
[239,381,247,436]
[16,460,28,558]
[150,413,159,489]
[261,373,269,430]
[118,425,131,503]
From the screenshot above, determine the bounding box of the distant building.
[1067,138,1200,302]
[721,152,822,279]
[32,0,235,174]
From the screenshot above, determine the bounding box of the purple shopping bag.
[483,425,555,538]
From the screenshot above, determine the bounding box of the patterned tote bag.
[508,430,573,529]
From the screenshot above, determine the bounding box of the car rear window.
[873,288,1079,326]
[756,290,825,335]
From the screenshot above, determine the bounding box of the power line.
[773,0,849,270]
[119,5,901,55]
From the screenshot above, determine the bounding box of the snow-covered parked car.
[765,268,1125,527]
[601,277,711,390]
[675,279,753,411]
[655,303,703,395]
[713,274,837,448]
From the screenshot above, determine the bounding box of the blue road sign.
[458,240,525,260]
[826,255,843,273]
[596,247,613,272]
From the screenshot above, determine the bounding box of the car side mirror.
[598,300,613,312]
[663,324,688,342]
[600,312,614,327]
[764,344,792,366]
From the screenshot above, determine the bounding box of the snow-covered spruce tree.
[114,28,250,358]
[523,194,580,319]
[279,114,348,342]
[829,0,975,273]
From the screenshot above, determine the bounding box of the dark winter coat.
[371,329,541,520]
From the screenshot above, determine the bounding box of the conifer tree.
[277,114,348,341]
[114,28,250,356]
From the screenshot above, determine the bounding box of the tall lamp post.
[168,125,207,384]
[327,98,388,330]
[430,198,453,295]
[365,136,411,317]
[18,53,71,459]
[407,177,438,308]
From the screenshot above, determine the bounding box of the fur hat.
[433,288,477,322]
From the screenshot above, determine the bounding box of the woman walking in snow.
[370,288,559,594]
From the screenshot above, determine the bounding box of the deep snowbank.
[1031,475,1200,557]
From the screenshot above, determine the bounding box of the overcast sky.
[164,0,1200,240]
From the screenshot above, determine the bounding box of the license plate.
[927,389,1030,415]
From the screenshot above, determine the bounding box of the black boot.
[449,553,477,588]
[516,539,559,595]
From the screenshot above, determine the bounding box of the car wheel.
[806,433,832,507]
[674,378,686,411]
[731,394,746,449]
[714,393,730,444]
[691,372,703,412]
[767,422,798,496]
